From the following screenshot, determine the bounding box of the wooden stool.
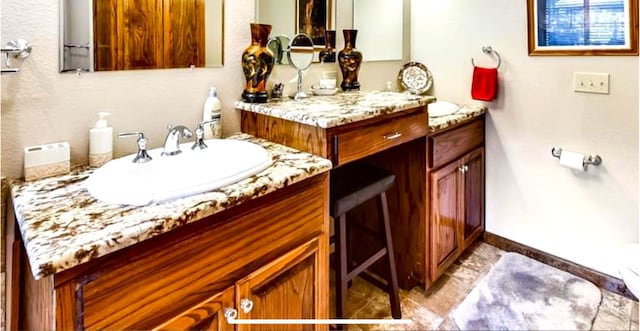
[330,162,401,324]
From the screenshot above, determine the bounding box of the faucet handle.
[118,132,152,163]
[192,119,220,150]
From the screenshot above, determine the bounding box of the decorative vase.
[241,23,275,103]
[319,30,336,63]
[337,29,362,91]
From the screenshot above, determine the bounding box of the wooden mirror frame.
[527,0,638,56]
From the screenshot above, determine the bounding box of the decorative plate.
[398,62,433,94]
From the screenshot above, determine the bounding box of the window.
[527,0,638,55]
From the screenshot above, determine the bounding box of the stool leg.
[335,214,348,329]
[379,192,401,319]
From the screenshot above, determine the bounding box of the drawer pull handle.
[224,307,238,321]
[383,132,402,140]
[240,298,254,313]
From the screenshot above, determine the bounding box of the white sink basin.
[429,101,460,117]
[86,139,272,206]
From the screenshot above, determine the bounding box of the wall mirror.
[527,0,638,55]
[255,0,404,63]
[60,0,224,73]
[352,0,403,61]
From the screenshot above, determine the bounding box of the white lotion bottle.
[89,112,113,167]
[203,87,222,139]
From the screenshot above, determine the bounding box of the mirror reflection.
[255,0,403,63]
[267,35,291,65]
[60,0,224,73]
[352,0,403,61]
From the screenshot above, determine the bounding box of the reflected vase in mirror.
[242,23,275,103]
[319,30,336,63]
[338,29,362,91]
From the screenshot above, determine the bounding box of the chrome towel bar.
[1,39,31,75]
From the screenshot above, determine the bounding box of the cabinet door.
[153,286,234,331]
[462,147,485,249]
[236,238,324,331]
[429,160,462,281]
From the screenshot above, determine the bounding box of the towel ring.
[471,45,501,69]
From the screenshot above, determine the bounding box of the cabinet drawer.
[430,118,483,169]
[336,112,427,165]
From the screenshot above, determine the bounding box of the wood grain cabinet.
[427,118,485,284]
[239,105,485,290]
[10,175,329,331]
[154,238,322,331]
[154,286,235,331]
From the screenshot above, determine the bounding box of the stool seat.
[329,162,401,324]
[330,163,396,217]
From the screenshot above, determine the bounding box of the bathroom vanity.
[237,92,486,289]
[6,135,333,330]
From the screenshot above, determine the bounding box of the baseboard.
[483,232,638,301]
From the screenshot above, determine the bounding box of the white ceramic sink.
[86,139,272,206]
[429,101,460,117]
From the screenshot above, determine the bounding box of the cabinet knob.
[240,298,254,314]
[458,165,469,173]
[224,307,238,321]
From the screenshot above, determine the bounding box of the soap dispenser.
[203,87,222,139]
[89,112,113,167]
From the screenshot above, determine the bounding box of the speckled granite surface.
[235,91,435,128]
[236,92,483,133]
[429,105,486,133]
[9,134,332,280]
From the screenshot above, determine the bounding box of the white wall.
[412,0,638,277]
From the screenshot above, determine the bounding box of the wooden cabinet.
[10,175,329,331]
[236,238,321,331]
[241,107,428,167]
[94,0,205,70]
[240,105,485,291]
[154,238,322,331]
[154,287,235,331]
[241,107,429,290]
[428,118,485,285]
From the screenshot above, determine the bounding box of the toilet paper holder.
[551,147,602,168]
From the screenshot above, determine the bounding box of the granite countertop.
[429,104,487,133]
[236,91,484,133]
[235,91,435,128]
[9,134,332,280]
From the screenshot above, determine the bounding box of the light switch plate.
[573,72,609,94]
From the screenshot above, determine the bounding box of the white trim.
[228,318,413,325]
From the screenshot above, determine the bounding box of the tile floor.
[331,241,640,330]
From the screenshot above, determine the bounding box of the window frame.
[527,0,639,56]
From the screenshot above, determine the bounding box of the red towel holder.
[471,45,501,69]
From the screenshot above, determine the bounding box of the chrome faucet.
[162,125,193,156]
[191,116,221,150]
[119,132,153,163]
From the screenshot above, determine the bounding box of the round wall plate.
[398,62,433,94]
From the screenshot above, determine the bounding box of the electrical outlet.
[573,72,609,94]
